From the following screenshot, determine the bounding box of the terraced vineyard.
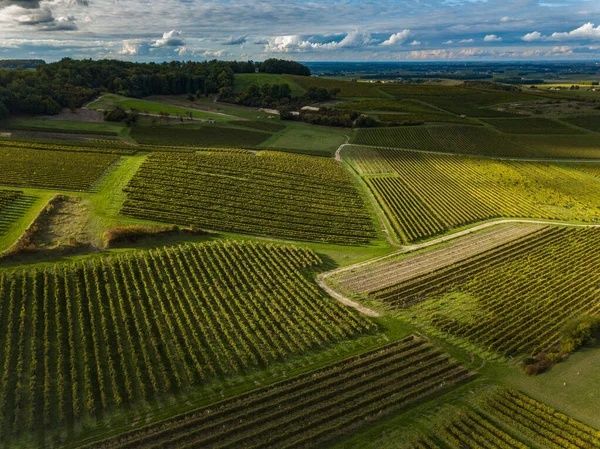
[345,147,600,243]
[482,117,585,134]
[373,227,600,356]
[404,388,600,449]
[351,125,524,156]
[82,336,473,449]
[0,241,375,439]
[330,224,546,296]
[0,146,121,190]
[569,163,600,179]
[122,151,376,244]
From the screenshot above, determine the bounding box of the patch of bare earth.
[31,196,93,249]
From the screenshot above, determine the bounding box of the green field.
[88,94,232,121]
[234,73,305,96]
[286,75,387,98]
[562,114,600,132]
[260,121,349,156]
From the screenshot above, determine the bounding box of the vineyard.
[351,125,524,156]
[482,117,585,134]
[0,190,29,235]
[0,240,375,439]
[81,335,473,449]
[0,146,121,191]
[286,74,386,97]
[0,139,137,155]
[563,114,600,132]
[330,224,546,296]
[345,147,600,243]
[122,151,376,244]
[372,227,600,356]
[403,388,600,449]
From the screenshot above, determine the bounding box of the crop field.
[345,147,600,242]
[0,139,137,155]
[373,227,600,356]
[562,114,600,132]
[351,125,525,156]
[569,163,600,179]
[130,124,271,147]
[482,117,586,134]
[507,134,600,159]
[0,241,375,439]
[122,151,376,243]
[404,388,600,449]
[378,84,543,117]
[0,118,124,137]
[286,75,386,97]
[81,335,473,449]
[0,146,121,191]
[330,224,546,296]
[339,99,449,115]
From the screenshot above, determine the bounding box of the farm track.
[320,219,600,317]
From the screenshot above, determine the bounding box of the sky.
[0,0,599,62]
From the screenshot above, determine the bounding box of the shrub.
[103,225,207,248]
[104,107,128,122]
[560,315,600,353]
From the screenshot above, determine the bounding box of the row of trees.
[0,58,310,118]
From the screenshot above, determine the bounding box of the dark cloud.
[0,0,41,8]
[223,35,247,45]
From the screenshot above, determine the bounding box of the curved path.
[321,218,600,317]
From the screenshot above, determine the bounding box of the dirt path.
[320,218,600,317]
[335,136,351,162]
[316,276,381,317]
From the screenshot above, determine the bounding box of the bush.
[560,315,600,353]
[104,225,207,248]
[104,106,128,122]
[354,115,381,128]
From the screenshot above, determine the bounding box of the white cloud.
[500,16,511,23]
[153,29,185,47]
[443,40,454,44]
[459,38,474,43]
[410,40,421,46]
[381,29,411,46]
[549,22,600,40]
[201,49,227,58]
[119,39,148,56]
[522,31,542,41]
[484,34,502,42]
[264,31,376,52]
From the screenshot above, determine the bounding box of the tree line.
[0,58,310,119]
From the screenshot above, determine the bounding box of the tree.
[0,100,9,120]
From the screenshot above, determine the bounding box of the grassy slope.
[233,73,305,96]
[260,121,349,156]
[88,94,233,121]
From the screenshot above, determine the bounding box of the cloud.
[223,35,247,45]
[0,0,41,8]
[500,16,511,23]
[484,34,502,42]
[381,30,411,46]
[0,4,78,30]
[153,29,185,47]
[459,38,474,43]
[443,40,454,44]
[549,22,600,40]
[522,31,542,41]
[253,38,269,45]
[202,49,227,58]
[119,39,149,56]
[410,40,421,46]
[264,31,376,52]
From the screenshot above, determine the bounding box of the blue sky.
[0,0,599,61]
